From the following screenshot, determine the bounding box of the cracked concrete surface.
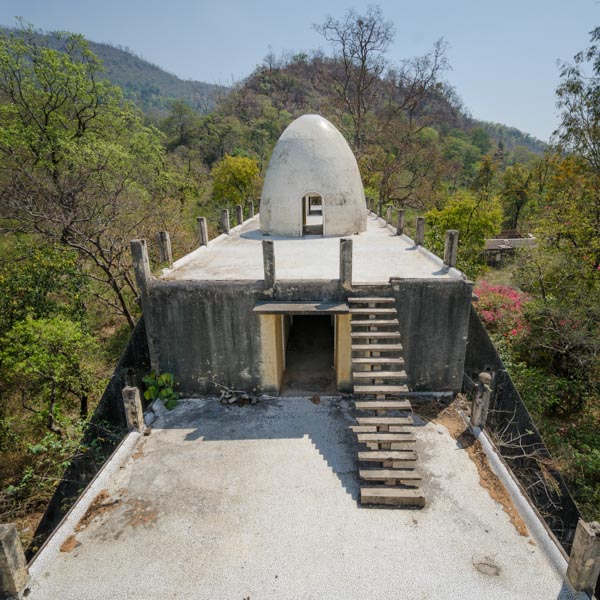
[28,397,585,600]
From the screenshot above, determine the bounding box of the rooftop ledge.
[25,397,585,600]
[163,212,466,284]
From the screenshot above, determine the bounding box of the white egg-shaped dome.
[260,115,367,237]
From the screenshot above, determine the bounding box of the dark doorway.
[302,194,323,235]
[282,315,335,395]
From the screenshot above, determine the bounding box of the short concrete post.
[386,205,392,224]
[567,520,600,594]
[415,217,425,246]
[396,209,405,236]
[378,200,383,219]
[236,204,243,226]
[156,231,173,266]
[249,200,255,218]
[471,372,492,429]
[122,386,145,432]
[339,238,353,291]
[262,240,276,291]
[130,240,159,373]
[197,216,209,247]
[221,209,230,234]
[0,524,29,598]
[130,239,152,295]
[444,229,459,268]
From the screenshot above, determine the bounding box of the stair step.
[352,357,405,365]
[355,400,411,410]
[349,308,397,315]
[354,385,409,395]
[351,425,378,433]
[353,370,407,379]
[351,332,401,339]
[348,297,395,304]
[351,344,403,352]
[359,469,422,484]
[358,450,417,463]
[351,319,399,326]
[356,417,413,426]
[360,487,425,507]
[357,433,416,444]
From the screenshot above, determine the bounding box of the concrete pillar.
[567,519,600,595]
[386,205,392,224]
[221,209,230,234]
[262,240,276,291]
[130,240,159,373]
[130,239,152,295]
[249,200,255,218]
[0,524,29,599]
[122,386,145,432]
[378,200,383,219]
[339,238,353,291]
[156,231,173,266]
[471,372,492,429]
[236,204,243,226]
[415,217,425,246]
[396,209,405,236]
[197,216,209,247]
[444,229,459,268]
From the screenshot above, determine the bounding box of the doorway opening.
[281,314,335,395]
[302,194,323,235]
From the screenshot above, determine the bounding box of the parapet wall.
[143,277,473,395]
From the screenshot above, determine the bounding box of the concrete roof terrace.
[27,398,585,600]
[164,211,464,284]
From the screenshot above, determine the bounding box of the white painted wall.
[260,115,367,237]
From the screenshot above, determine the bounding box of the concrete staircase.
[349,296,425,508]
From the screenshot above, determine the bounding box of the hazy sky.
[0,0,597,141]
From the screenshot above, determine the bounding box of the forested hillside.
[0,12,597,555]
[0,25,228,114]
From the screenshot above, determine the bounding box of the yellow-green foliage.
[425,190,502,278]
[211,155,262,206]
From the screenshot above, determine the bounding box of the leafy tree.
[500,164,532,230]
[555,25,600,170]
[0,26,179,327]
[425,190,502,277]
[513,155,600,386]
[211,155,261,207]
[471,127,492,154]
[162,99,201,149]
[471,154,497,202]
[0,241,87,335]
[0,316,102,429]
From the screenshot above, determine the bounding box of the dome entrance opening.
[302,194,323,235]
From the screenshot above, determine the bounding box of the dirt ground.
[425,397,529,538]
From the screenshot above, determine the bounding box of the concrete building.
[133,114,472,399]
[260,114,367,237]
[5,114,596,600]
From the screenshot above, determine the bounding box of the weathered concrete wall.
[147,280,265,395]
[353,279,473,392]
[144,277,472,395]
